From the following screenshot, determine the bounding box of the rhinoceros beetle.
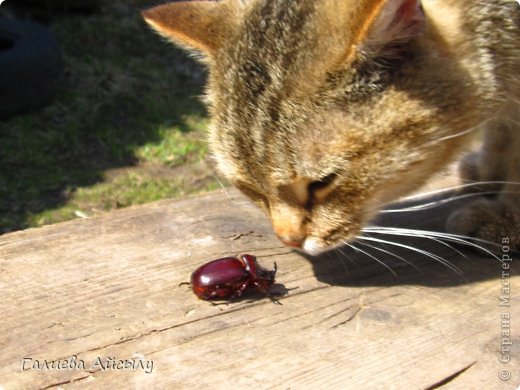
[189,254,280,304]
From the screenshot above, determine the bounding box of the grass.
[0,0,222,234]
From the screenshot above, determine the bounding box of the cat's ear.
[353,0,425,57]
[141,1,241,56]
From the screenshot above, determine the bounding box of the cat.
[143,0,519,255]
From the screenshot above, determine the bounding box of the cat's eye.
[306,173,338,209]
[308,173,338,194]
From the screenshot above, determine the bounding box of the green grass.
[26,168,221,227]
[0,1,221,233]
[135,117,209,165]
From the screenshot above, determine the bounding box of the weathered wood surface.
[0,185,518,389]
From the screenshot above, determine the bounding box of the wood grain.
[0,186,517,389]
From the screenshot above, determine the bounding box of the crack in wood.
[145,321,247,355]
[423,361,476,389]
[311,304,359,327]
[257,250,295,259]
[281,288,387,330]
[40,373,92,389]
[330,306,363,329]
[64,330,99,342]
[298,288,395,330]
[223,231,255,240]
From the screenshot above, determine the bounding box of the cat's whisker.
[503,117,520,126]
[360,229,470,264]
[363,225,497,247]
[343,241,398,276]
[401,181,520,201]
[212,175,250,205]
[357,235,466,278]
[362,226,501,261]
[337,247,358,266]
[429,125,480,143]
[335,248,356,275]
[381,190,520,213]
[212,174,231,195]
[355,237,423,273]
[364,182,520,215]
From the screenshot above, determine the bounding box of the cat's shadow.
[303,191,515,288]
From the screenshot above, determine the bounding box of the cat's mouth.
[276,228,346,256]
[302,238,327,256]
[272,206,369,255]
[301,236,355,256]
[297,223,365,255]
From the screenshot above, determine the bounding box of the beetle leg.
[235,280,249,297]
[205,285,232,300]
[252,281,282,305]
[225,281,248,303]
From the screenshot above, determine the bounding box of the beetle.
[189,254,280,304]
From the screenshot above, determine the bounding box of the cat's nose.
[270,203,307,249]
[277,234,305,249]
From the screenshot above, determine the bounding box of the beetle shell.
[190,254,277,301]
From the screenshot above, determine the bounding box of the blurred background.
[0,0,221,234]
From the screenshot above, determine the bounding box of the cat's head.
[143,0,483,254]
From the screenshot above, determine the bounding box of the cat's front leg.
[447,196,520,251]
[447,110,520,251]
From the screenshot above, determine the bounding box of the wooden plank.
[0,186,517,389]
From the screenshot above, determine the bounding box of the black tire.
[12,0,100,13]
[0,18,64,119]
